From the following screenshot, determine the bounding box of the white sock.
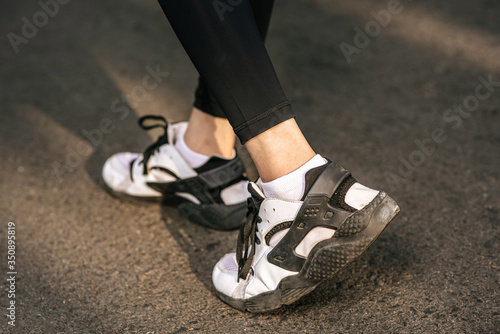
[260,154,328,201]
[174,129,210,169]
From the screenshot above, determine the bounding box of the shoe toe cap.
[213,253,246,299]
[102,152,139,191]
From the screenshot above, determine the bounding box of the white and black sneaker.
[212,161,400,311]
[102,115,249,230]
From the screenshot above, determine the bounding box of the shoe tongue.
[248,181,265,200]
[168,121,188,145]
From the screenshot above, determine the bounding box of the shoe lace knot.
[137,115,170,175]
[236,186,264,281]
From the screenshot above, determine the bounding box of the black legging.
[157,0,295,144]
[192,0,275,120]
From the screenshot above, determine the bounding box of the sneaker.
[212,161,400,311]
[102,115,249,230]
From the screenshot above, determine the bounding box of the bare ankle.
[245,119,316,182]
[184,108,236,158]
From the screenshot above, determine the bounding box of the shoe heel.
[305,194,400,282]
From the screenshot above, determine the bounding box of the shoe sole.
[215,192,400,312]
[103,180,246,231]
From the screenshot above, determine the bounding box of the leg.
[155,0,400,312]
[157,0,314,182]
[192,0,276,119]
[184,0,277,160]
[101,1,278,229]
[183,107,235,158]
[245,119,314,182]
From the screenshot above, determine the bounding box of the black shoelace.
[133,115,170,176]
[236,187,264,281]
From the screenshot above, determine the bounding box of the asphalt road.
[1,0,499,333]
